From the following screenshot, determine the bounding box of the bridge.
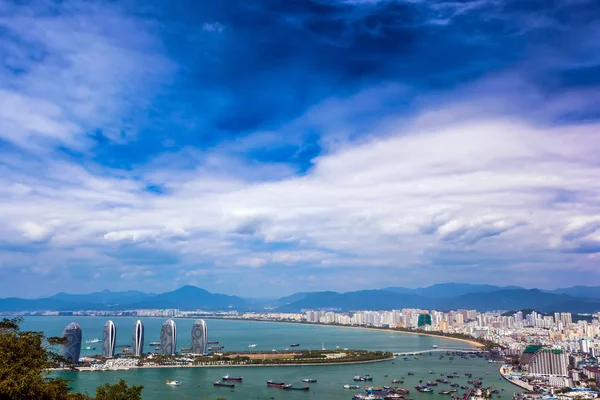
[393,348,484,356]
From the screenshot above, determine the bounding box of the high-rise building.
[102,320,116,358]
[580,338,590,354]
[191,319,208,355]
[132,319,144,357]
[418,313,432,327]
[160,319,177,355]
[61,322,82,364]
[522,346,568,377]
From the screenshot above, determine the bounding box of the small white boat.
[86,338,100,343]
[166,380,182,386]
[248,344,257,348]
[344,384,360,389]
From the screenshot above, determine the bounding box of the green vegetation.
[0,317,143,400]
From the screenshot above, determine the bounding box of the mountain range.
[1,283,600,313]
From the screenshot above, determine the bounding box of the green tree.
[93,380,143,400]
[0,318,143,400]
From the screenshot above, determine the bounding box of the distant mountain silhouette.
[127,285,246,310]
[277,288,600,313]
[549,286,600,299]
[383,283,522,298]
[2,283,600,313]
[0,285,246,312]
[48,289,154,305]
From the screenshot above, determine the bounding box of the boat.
[222,374,243,382]
[207,340,219,344]
[214,381,235,388]
[284,384,309,391]
[385,394,404,399]
[290,343,300,347]
[415,385,433,393]
[432,345,438,348]
[154,347,161,351]
[439,391,451,395]
[83,346,95,350]
[149,341,160,346]
[166,380,181,386]
[248,344,257,348]
[85,338,100,343]
[391,379,403,384]
[209,345,224,350]
[302,378,317,383]
[353,395,382,400]
[344,384,361,389]
[267,380,285,387]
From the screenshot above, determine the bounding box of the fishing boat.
[85,338,100,343]
[290,343,300,347]
[248,344,257,348]
[353,395,382,400]
[284,384,309,391]
[415,385,433,393]
[302,378,317,383]
[149,341,160,346]
[391,379,403,384]
[214,381,235,388]
[83,346,95,350]
[207,340,219,344]
[166,380,181,386]
[267,380,285,387]
[222,374,243,382]
[344,384,361,389]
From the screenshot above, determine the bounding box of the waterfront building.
[191,319,208,354]
[132,319,144,356]
[61,322,82,364]
[102,320,116,358]
[160,319,177,355]
[522,346,568,377]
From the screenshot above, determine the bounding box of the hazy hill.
[2,283,600,313]
[550,286,600,299]
[0,285,246,312]
[277,288,600,313]
[383,283,522,298]
[48,289,154,305]
[126,285,247,310]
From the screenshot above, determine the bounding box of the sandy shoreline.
[322,323,485,348]
[204,317,485,349]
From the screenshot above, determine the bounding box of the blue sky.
[1,0,600,298]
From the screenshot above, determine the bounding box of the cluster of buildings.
[234,308,600,391]
[59,319,208,364]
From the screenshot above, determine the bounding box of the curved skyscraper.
[61,322,82,364]
[191,319,208,355]
[132,319,144,357]
[102,320,116,358]
[160,319,177,355]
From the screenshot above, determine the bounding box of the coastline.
[499,364,533,392]
[202,317,485,349]
[53,356,395,372]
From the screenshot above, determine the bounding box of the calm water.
[20,317,522,400]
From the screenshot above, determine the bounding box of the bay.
[19,316,522,400]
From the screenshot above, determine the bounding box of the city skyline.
[1,0,600,297]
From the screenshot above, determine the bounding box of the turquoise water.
[20,317,522,399]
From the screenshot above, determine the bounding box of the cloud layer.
[1,0,599,297]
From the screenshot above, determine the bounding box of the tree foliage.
[0,318,143,400]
